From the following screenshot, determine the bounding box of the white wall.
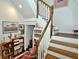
[0,0,24,42]
[71,0,78,30]
[53,0,78,33]
[0,0,24,35]
[0,0,23,22]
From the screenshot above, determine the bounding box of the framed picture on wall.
[19,24,25,30]
[54,0,68,8]
[19,24,25,34]
[2,21,18,34]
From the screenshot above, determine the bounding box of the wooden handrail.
[39,0,51,8]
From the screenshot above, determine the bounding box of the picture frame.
[2,21,18,34]
[19,24,25,30]
[19,24,25,34]
[54,0,68,8]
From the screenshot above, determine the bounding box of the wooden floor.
[0,56,2,59]
[55,33,78,39]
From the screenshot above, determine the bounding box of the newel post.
[36,0,39,18]
[50,6,54,38]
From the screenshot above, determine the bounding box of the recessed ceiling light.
[19,4,22,8]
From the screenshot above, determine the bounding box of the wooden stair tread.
[48,47,78,59]
[55,33,78,39]
[45,54,60,59]
[50,40,78,48]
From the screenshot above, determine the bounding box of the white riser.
[49,43,78,53]
[52,36,78,44]
[48,50,73,59]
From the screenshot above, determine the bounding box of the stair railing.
[36,0,54,59]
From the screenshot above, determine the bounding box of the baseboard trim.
[58,31,78,35]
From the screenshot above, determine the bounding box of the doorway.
[25,25,35,50]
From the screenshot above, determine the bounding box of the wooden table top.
[0,56,2,59]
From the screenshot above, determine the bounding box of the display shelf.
[12,36,24,57]
[0,36,24,59]
[0,41,13,59]
[3,52,13,59]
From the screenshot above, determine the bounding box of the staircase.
[34,0,78,59]
[45,36,78,59]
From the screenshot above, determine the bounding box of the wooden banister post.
[36,0,39,18]
[12,39,14,57]
[50,6,54,37]
[36,40,39,59]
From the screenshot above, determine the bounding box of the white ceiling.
[10,0,54,19]
[10,0,36,19]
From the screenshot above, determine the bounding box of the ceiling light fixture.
[19,4,22,8]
